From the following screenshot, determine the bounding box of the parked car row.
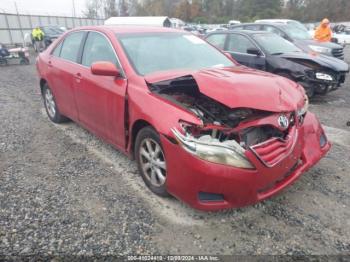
[37,25,334,211]
[205,30,349,97]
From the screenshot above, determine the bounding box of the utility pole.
[14,1,25,46]
[72,0,76,17]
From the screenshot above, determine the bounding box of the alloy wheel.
[44,88,56,118]
[139,138,167,187]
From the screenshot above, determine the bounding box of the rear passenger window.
[60,31,85,63]
[82,32,119,68]
[206,34,227,49]
[52,41,63,57]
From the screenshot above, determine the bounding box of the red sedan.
[36,26,330,211]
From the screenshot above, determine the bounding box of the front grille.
[250,127,297,167]
[332,48,344,59]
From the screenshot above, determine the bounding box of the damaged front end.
[148,74,307,169]
[280,55,349,96]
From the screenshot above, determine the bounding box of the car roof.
[231,23,288,29]
[208,29,271,36]
[71,25,183,34]
[255,19,296,23]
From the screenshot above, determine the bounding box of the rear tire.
[135,126,169,197]
[42,84,69,123]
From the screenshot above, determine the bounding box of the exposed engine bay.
[148,75,289,150]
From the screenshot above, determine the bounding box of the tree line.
[84,0,350,23]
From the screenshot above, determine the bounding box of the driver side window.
[82,32,120,69]
[227,34,256,54]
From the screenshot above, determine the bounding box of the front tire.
[42,84,68,123]
[135,126,169,197]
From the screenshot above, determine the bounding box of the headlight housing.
[308,45,332,54]
[172,128,254,169]
[315,72,333,81]
[297,93,309,119]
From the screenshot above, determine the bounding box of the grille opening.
[198,192,225,202]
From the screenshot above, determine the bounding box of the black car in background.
[31,26,65,51]
[205,30,349,97]
[229,23,345,60]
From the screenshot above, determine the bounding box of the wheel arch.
[130,119,153,158]
[39,78,47,95]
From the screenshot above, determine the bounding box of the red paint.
[37,26,330,211]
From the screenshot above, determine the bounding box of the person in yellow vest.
[31,27,45,52]
[314,18,332,42]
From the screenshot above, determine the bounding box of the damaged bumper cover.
[162,113,331,211]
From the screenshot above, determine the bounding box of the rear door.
[225,33,266,70]
[74,31,127,148]
[46,31,86,120]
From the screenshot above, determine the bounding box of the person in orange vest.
[314,18,332,42]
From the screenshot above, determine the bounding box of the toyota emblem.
[278,115,289,129]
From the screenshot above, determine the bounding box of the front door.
[226,33,266,70]
[73,31,127,149]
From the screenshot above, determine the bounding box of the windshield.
[253,33,302,54]
[118,32,234,75]
[284,25,312,40]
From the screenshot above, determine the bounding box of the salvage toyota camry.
[36,26,330,211]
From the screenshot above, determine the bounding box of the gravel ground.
[0,47,350,258]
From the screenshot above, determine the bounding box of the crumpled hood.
[278,52,349,72]
[145,66,305,112]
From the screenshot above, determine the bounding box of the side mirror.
[247,47,262,56]
[91,61,121,77]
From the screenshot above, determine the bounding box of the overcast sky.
[0,0,87,17]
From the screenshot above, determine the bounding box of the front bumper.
[161,112,331,211]
[300,71,348,94]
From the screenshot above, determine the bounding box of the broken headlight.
[171,127,254,169]
[315,72,333,81]
[297,94,309,117]
[308,45,331,54]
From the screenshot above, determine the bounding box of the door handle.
[75,73,83,81]
[48,61,53,67]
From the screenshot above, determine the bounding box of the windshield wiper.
[271,52,284,55]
